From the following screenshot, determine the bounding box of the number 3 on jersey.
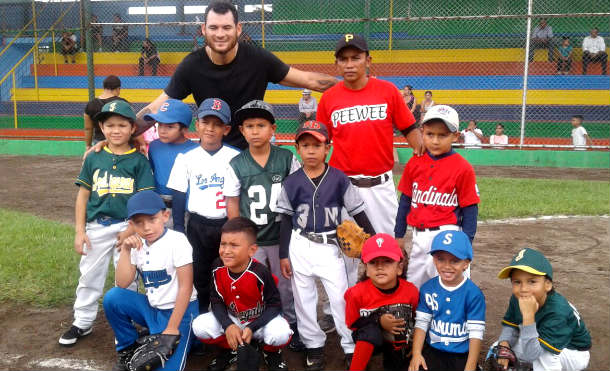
[248,183,281,224]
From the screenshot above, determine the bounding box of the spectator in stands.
[138,38,160,76]
[420,90,435,119]
[529,18,554,62]
[460,120,485,149]
[298,89,317,124]
[90,15,103,52]
[582,27,607,75]
[60,31,77,64]
[83,75,127,151]
[571,115,593,150]
[556,36,573,75]
[192,27,205,51]
[111,14,128,52]
[489,123,509,148]
[402,85,419,120]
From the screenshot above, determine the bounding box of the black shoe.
[305,347,324,371]
[58,325,92,346]
[112,343,139,371]
[288,323,305,352]
[263,349,288,371]
[345,353,353,369]
[208,349,237,371]
[318,314,336,334]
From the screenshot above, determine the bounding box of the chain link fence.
[0,0,608,150]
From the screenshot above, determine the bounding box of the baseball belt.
[414,226,441,232]
[96,216,127,226]
[349,173,390,188]
[296,229,337,245]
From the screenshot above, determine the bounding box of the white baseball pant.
[253,245,296,325]
[342,170,398,286]
[289,231,355,353]
[72,220,137,329]
[192,312,292,347]
[407,225,462,289]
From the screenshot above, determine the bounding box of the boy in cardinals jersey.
[394,105,480,289]
[344,234,419,371]
[192,217,292,371]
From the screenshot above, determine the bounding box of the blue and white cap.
[144,99,193,128]
[430,230,473,260]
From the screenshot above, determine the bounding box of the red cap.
[361,233,404,263]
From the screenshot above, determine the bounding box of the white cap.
[302,89,311,95]
[421,105,459,132]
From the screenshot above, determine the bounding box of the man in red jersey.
[317,34,424,285]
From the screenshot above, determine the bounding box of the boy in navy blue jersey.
[409,231,485,371]
[145,99,198,221]
[276,120,375,370]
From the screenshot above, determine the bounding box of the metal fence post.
[261,0,266,49]
[84,0,94,102]
[519,0,534,149]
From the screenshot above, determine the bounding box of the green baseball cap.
[94,100,137,123]
[498,248,553,280]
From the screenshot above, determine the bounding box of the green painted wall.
[2,115,608,139]
[1,139,608,169]
[273,0,609,41]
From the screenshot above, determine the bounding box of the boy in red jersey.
[316,33,423,286]
[394,105,480,289]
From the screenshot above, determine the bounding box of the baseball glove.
[127,333,181,371]
[336,220,370,259]
[483,345,531,371]
[377,303,415,353]
[236,343,260,371]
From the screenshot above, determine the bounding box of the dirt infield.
[0,155,608,371]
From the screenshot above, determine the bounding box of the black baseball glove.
[483,344,532,371]
[127,333,181,371]
[377,303,415,353]
[236,343,260,371]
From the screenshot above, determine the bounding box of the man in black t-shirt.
[137,1,338,150]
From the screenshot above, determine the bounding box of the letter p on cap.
[345,34,354,42]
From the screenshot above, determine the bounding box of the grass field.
[0,176,608,308]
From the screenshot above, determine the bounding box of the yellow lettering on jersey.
[92,169,135,196]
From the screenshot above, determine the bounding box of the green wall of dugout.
[1,139,608,169]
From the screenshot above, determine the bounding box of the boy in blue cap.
[409,230,485,371]
[145,99,199,221]
[167,98,240,314]
[104,190,198,371]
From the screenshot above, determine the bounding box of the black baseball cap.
[295,120,329,143]
[335,34,369,57]
[234,100,275,126]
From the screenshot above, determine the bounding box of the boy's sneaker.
[345,353,353,369]
[263,349,288,371]
[305,347,325,371]
[112,343,139,371]
[288,322,305,352]
[318,314,336,333]
[58,325,92,346]
[208,349,237,371]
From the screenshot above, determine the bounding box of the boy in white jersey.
[167,98,240,313]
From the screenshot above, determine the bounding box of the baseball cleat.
[58,325,92,346]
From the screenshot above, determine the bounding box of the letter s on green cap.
[497,248,553,280]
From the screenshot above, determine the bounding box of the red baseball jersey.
[344,278,419,329]
[397,151,480,229]
[211,259,280,324]
[316,77,416,176]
